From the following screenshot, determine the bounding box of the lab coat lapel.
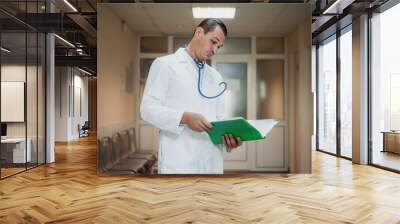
[174,48,218,102]
[175,48,199,82]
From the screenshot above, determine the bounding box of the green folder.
[206,117,277,145]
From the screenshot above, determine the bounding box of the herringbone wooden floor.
[1,135,400,224]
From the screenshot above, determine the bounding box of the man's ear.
[195,27,204,37]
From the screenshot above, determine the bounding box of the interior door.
[213,57,288,172]
[253,59,287,171]
[212,59,253,170]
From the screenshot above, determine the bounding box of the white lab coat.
[140,48,226,174]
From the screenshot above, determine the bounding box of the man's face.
[196,26,225,61]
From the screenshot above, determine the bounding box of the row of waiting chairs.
[97,128,157,174]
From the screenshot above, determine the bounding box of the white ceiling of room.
[106,3,311,36]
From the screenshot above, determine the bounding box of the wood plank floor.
[1,135,400,223]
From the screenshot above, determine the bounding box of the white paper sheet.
[247,119,279,137]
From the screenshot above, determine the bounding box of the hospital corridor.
[0,0,400,223]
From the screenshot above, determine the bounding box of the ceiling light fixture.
[63,0,78,12]
[322,0,354,15]
[1,47,11,53]
[76,48,85,55]
[78,67,93,76]
[54,34,75,48]
[192,7,236,19]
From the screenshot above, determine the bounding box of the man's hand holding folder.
[206,117,278,147]
[221,134,243,152]
[181,112,243,151]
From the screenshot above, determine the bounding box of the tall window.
[316,25,353,158]
[340,27,352,158]
[317,35,337,154]
[371,3,400,171]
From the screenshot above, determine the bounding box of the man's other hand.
[221,134,243,151]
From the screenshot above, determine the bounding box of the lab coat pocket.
[202,97,219,120]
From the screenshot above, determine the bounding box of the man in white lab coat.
[140,18,242,174]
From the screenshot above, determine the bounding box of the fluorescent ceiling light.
[78,67,93,76]
[63,0,78,12]
[192,7,235,19]
[54,34,75,48]
[1,47,11,53]
[322,0,354,14]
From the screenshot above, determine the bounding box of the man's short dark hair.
[196,18,228,37]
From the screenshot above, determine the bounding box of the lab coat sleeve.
[140,58,184,135]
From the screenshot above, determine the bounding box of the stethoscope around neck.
[193,58,227,99]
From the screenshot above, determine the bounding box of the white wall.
[55,67,89,141]
[97,5,138,138]
[72,73,89,138]
[55,67,68,141]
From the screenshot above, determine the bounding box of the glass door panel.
[370,4,400,171]
[1,31,27,177]
[256,59,284,120]
[215,63,247,118]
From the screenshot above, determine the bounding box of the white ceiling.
[105,3,311,36]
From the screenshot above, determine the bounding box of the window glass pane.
[218,38,251,54]
[256,37,284,54]
[26,0,39,13]
[256,59,284,120]
[174,37,251,54]
[0,3,46,179]
[371,4,400,171]
[0,1,27,14]
[173,37,190,52]
[317,36,337,154]
[215,63,247,118]
[340,27,352,158]
[140,37,168,53]
[0,4,27,32]
[391,75,400,115]
[1,31,27,177]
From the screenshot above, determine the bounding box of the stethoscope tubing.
[194,60,227,99]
